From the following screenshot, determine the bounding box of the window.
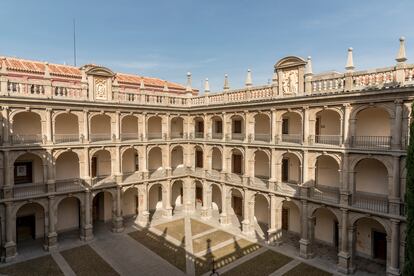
[233,120,242,134]
[282,118,289,134]
[215,121,223,133]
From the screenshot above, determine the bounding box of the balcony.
[310,186,340,203]
[281,134,302,144]
[231,133,245,141]
[11,134,43,145]
[13,183,46,198]
[195,132,204,139]
[352,192,388,213]
[351,136,391,149]
[212,133,223,140]
[276,182,300,197]
[147,132,163,140]
[171,132,183,139]
[121,132,139,141]
[90,133,112,142]
[314,135,342,146]
[55,178,85,192]
[254,134,271,142]
[54,134,80,143]
[91,175,116,186]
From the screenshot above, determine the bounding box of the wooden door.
[282,159,289,182]
[282,208,289,230]
[91,157,97,178]
[233,196,243,217]
[233,154,242,174]
[373,231,387,260]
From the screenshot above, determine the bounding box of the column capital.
[394,99,403,105]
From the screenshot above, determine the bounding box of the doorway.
[16,215,35,242]
[373,231,387,260]
[232,154,242,174]
[282,208,289,230]
[232,196,243,217]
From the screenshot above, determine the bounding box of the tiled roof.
[1,56,192,92]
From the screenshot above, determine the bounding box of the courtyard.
[0,209,384,276]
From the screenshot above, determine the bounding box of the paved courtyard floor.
[0,209,385,276]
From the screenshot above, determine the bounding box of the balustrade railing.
[13,183,46,198]
[195,132,204,139]
[314,135,342,146]
[311,76,345,93]
[281,134,302,144]
[353,192,388,213]
[212,133,223,139]
[147,132,163,140]
[121,132,139,141]
[310,186,340,203]
[254,133,271,142]
[55,178,85,192]
[231,133,245,141]
[54,134,80,143]
[351,136,391,149]
[11,134,43,145]
[171,132,183,139]
[352,69,395,89]
[276,182,300,196]
[90,133,112,142]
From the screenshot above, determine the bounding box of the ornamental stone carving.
[282,69,298,94]
[95,78,107,100]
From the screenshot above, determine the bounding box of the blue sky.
[1,0,413,92]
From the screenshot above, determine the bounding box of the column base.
[45,232,58,251]
[299,238,314,259]
[387,267,401,276]
[163,207,173,218]
[81,224,94,241]
[242,220,253,236]
[112,216,124,233]
[337,251,355,274]
[201,207,211,220]
[4,241,17,262]
[136,212,150,227]
[220,213,229,226]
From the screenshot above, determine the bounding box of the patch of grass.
[0,255,64,276]
[128,229,187,272]
[153,219,185,242]
[191,219,213,236]
[195,239,261,276]
[222,249,292,276]
[61,245,119,276]
[283,262,332,276]
[192,230,234,254]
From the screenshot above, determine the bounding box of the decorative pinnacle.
[245,69,252,87]
[186,72,192,92]
[305,56,313,75]
[204,78,210,94]
[223,74,230,91]
[163,80,169,92]
[396,36,407,63]
[272,71,278,84]
[345,47,355,72]
[44,62,51,78]
[140,78,145,89]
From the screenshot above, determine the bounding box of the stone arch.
[147,115,162,139]
[92,190,114,224]
[121,114,138,140]
[170,145,184,170]
[53,111,80,143]
[230,114,245,139]
[91,149,112,178]
[10,111,43,144]
[310,206,340,247]
[148,183,164,211]
[314,154,341,188]
[121,147,139,174]
[122,187,138,217]
[254,193,270,238]
[351,157,391,196]
[55,150,80,181]
[231,147,244,175]
[352,105,393,139]
[148,146,163,172]
[56,196,82,235]
[211,146,223,171]
[171,180,184,208]
[210,183,222,212]
[280,152,302,184]
[314,108,342,143]
[170,116,184,139]
[254,149,270,179]
[13,152,46,185]
[89,113,112,141]
[194,116,204,138]
[254,112,271,141]
[211,115,223,138]
[194,145,204,168]
[14,201,46,244]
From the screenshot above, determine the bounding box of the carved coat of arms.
[282,70,298,94]
[95,78,107,100]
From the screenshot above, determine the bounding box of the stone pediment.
[81,64,115,78]
[275,56,306,70]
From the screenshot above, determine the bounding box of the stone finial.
[396,36,407,63]
[44,62,51,78]
[140,78,145,89]
[245,69,252,87]
[204,78,210,94]
[345,47,355,72]
[0,57,7,74]
[223,74,230,91]
[186,72,192,92]
[272,71,278,84]
[163,80,169,92]
[305,56,313,75]
[81,67,87,82]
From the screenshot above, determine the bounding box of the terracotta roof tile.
[1,56,194,93]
